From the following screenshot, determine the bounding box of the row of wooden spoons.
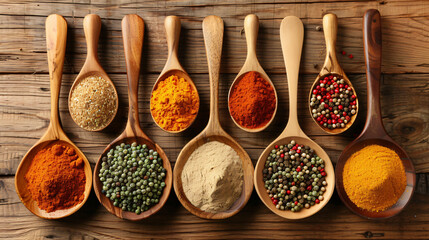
[15,10,415,221]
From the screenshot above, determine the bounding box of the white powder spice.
[181,141,244,213]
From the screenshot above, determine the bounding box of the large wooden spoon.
[68,14,118,131]
[228,14,278,132]
[173,15,254,220]
[93,14,172,220]
[335,9,415,219]
[309,13,358,134]
[254,16,335,219]
[150,16,199,133]
[15,14,92,219]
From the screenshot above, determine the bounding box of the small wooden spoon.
[68,14,118,131]
[150,16,200,133]
[335,9,416,219]
[228,14,278,132]
[173,15,254,220]
[309,13,358,134]
[93,14,172,220]
[254,16,335,219]
[15,14,92,219]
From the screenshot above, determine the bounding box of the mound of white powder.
[181,141,244,213]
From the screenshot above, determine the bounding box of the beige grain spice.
[69,76,117,131]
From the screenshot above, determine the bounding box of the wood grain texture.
[0,0,428,238]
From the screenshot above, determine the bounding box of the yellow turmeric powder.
[343,145,406,212]
[150,75,199,132]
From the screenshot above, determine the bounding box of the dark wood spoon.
[93,14,172,220]
[335,9,416,219]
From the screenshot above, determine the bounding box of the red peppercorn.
[341,51,346,55]
[321,172,326,176]
[296,167,301,172]
[295,201,299,205]
[348,54,353,59]
[307,186,312,191]
[338,105,343,110]
[315,199,320,204]
[351,94,356,99]
[343,112,347,116]
[345,116,351,121]
[329,75,334,79]
[292,146,297,150]
[327,119,332,124]
[280,153,284,158]
[332,119,337,124]
[291,182,295,186]
[300,162,304,166]
[287,190,291,194]
[313,89,318,94]
[273,199,278,205]
[296,149,301,154]
[275,145,279,149]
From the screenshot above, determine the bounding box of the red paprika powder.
[25,143,86,212]
[229,71,276,129]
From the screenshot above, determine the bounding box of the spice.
[25,143,86,212]
[150,75,199,132]
[343,145,406,212]
[229,71,276,129]
[181,141,243,213]
[69,75,117,131]
[99,142,166,214]
[262,140,327,212]
[310,74,357,129]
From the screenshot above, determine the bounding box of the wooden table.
[1,0,428,239]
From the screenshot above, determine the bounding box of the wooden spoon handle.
[83,14,101,61]
[164,16,181,69]
[280,16,305,136]
[122,14,144,130]
[322,13,342,75]
[45,14,67,131]
[203,15,224,130]
[362,9,385,136]
[244,14,259,61]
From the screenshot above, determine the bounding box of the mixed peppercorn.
[310,74,357,129]
[99,142,167,214]
[262,140,327,212]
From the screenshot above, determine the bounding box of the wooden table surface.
[1,0,428,239]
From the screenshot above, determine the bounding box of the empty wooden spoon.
[173,15,254,220]
[309,13,358,134]
[93,14,172,220]
[228,14,278,132]
[254,16,335,219]
[15,14,92,219]
[150,15,199,133]
[68,14,118,131]
[335,9,415,219]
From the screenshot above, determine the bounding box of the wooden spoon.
[254,16,335,219]
[150,16,200,133]
[309,13,359,134]
[335,9,416,219]
[228,14,278,132]
[15,14,92,219]
[93,14,172,220]
[173,15,254,220]
[68,14,118,131]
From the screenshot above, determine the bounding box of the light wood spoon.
[173,15,254,220]
[93,14,172,220]
[68,14,118,131]
[335,9,415,219]
[254,16,335,219]
[309,13,358,134]
[15,14,92,219]
[228,14,278,132]
[150,16,199,133]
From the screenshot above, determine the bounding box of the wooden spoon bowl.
[254,16,335,219]
[15,14,92,219]
[173,15,254,220]
[309,13,358,134]
[68,14,118,132]
[335,9,415,219]
[93,14,172,220]
[228,14,278,132]
[150,16,199,134]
